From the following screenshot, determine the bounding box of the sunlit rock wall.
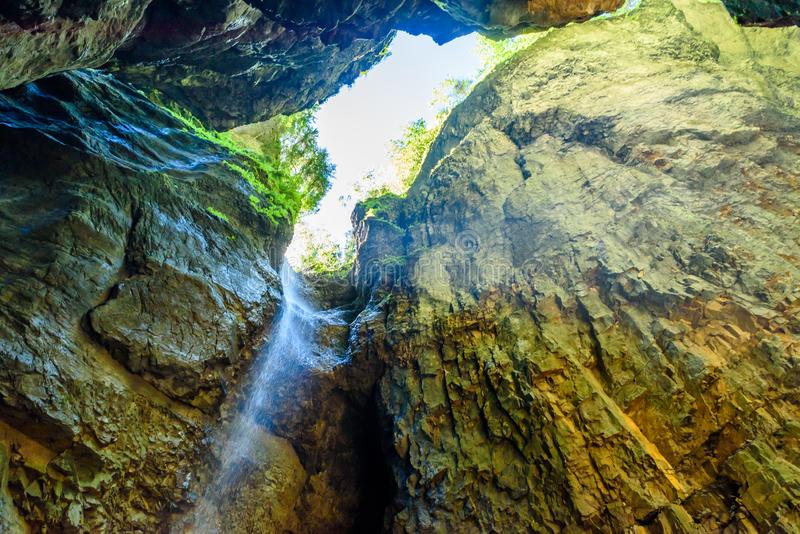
[352,0,800,530]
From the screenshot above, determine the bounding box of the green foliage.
[359,192,402,221]
[388,76,474,192]
[345,171,392,206]
[206,206,230,222]
[157,98,332,226]
[390,118,439,189]
[276,109,335,213]
[385,34,546,196]
[161,103,248,156]
[378,255,406,267]
[224,161,301,225]
[299,229,356,276]
[431,77,473,111]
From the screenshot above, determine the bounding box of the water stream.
[190,261,347,532]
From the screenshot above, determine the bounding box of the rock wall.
[352,0,800,531]
[0,71,291,531]
[0,0,798,531]
[0,71,392,532]
[189,280,391,534]
[0,0,635,129]
[2,0,792,125]
[723,0,799,25]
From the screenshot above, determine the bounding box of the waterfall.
[188,261,347,532]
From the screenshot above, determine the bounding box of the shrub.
[298,229,356,277]
[156,97,332,226]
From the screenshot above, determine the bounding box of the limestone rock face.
[207,425,309,533]
[174,276,390,534]
[0,70,289,531]
[0,69,393,531]
[108,0,405,129]
[1,0,634,129]
[352,0,800,531]
[1,0,794,128]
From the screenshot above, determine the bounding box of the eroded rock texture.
[1,0,633,129]
[723,0,800,25]
[0,0,151,90]
[109,0,407,129]
[0,71,290,531]
[352,0,800,531]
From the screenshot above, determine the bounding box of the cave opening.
[1,0,799,532]
[286,30,483,268]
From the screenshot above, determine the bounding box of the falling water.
[189,261,347,532]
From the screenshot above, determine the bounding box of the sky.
[286,31,482,262]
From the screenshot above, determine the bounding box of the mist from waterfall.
[189,261,347,532]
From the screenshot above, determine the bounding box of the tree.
[277,108,335,213]
[390,118,439,189]
[298,228,356,276]
[229,107,335,215]
[475,32,543,74]
[386,35,545,194]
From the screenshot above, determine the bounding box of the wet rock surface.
[174,272,390,534]
[352,0,800,531]
[0,70,289,530]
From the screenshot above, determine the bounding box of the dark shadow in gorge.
[352,384,397,532]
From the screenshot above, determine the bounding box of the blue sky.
[287,31,482,261]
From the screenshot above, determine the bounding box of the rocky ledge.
[0,0,634,129]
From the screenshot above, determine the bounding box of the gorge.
[1,0,799,533]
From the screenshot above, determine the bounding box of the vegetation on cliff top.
[295,33,545,276]
[160,100,333,225]
[299,229,357,277]
[359,33,541,208]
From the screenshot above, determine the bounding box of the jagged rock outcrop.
[2,0,629,129]
[0,70,291,531]
[0,0,151,90]
[108,0,410,129]
[431,0,624,34]
[352,0,800,531]
[4,0,793,129]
